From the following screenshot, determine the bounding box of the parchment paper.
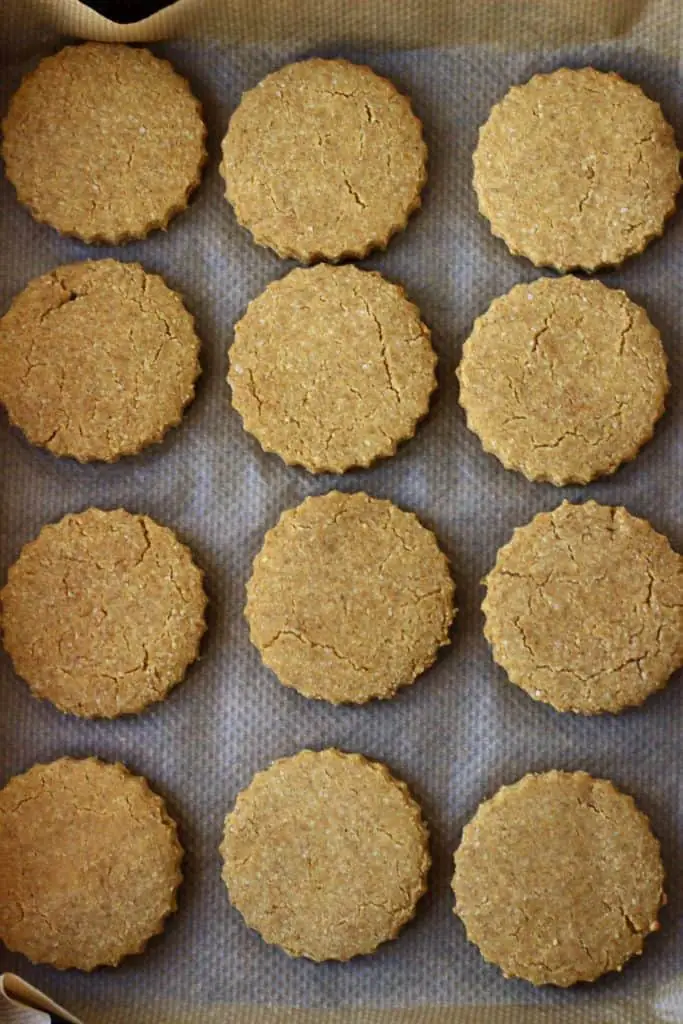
[0,2,681,1022]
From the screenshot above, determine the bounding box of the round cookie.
[457,275,669,485]
[221,748,430,961]
[0,757,183,970]
[452,770,665,986]
[2,43,206,243]
[483,501,683,714]
[221,58,426,262]
[245,491,455,704]
[229,264,436,473]
[0,260,201,462]
[1,508,207,718]
[473,68,681,271]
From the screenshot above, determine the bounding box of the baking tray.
[0,2,681,1022]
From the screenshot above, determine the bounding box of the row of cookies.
[0,751,665,989]
[3,45,680,268]
[2,494,680,718]
[2,47,680,485]
[0,258,672,487]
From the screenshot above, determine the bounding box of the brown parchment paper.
[0,2,682,1023]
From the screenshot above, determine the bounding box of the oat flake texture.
[473,67,681,271]
[228,263,436,473]
[245,490,455,704]
[483,501,683,714]
[2,43,207,244]
[0,757,183,970]
[1,508,207,718]
[457,275,669,485]
[221,58,427,262]
[0,259,201,462]
[221,748,430,961]
[453,770,665,986]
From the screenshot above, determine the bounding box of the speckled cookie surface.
[221,748,430,961]
[452,770,665,986]
[0,260,201,462]
[245,491,455,704]
[229,264,436,473]
[1,508,207,717]
[221,58,426,262]
[0,757,183,970]
[2,43,206,243]
[483,501,683,714]
[457,275,669,485]
[473,68,681,271]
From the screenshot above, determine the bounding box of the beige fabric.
[7,0,677,51]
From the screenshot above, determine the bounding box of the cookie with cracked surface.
[0,260,201,462]
[2,43,206,243]
[483,501,683,714]
[221,748,429,961]
[473,68,681,271]
[457,275,668,485]
[0,757,183,970]
[452,770,665,986]
[229,264,436,473]
[246,491,455,703]
[1,508,207,718]
[221,58,426,262]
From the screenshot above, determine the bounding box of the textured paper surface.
[0,2,682,1023]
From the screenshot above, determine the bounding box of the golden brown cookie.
[245,491,455,704]
[229,264,436,473]
[0,260,201,462]
[220,748,429,961]
[483,501,683,714]
[0,757,183,970]
[452,770,665,986]
[2,43,206,243]
[1,508,207,718]
[457,275,669,485]
[221,58,426,262]
[473,68,681,271]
